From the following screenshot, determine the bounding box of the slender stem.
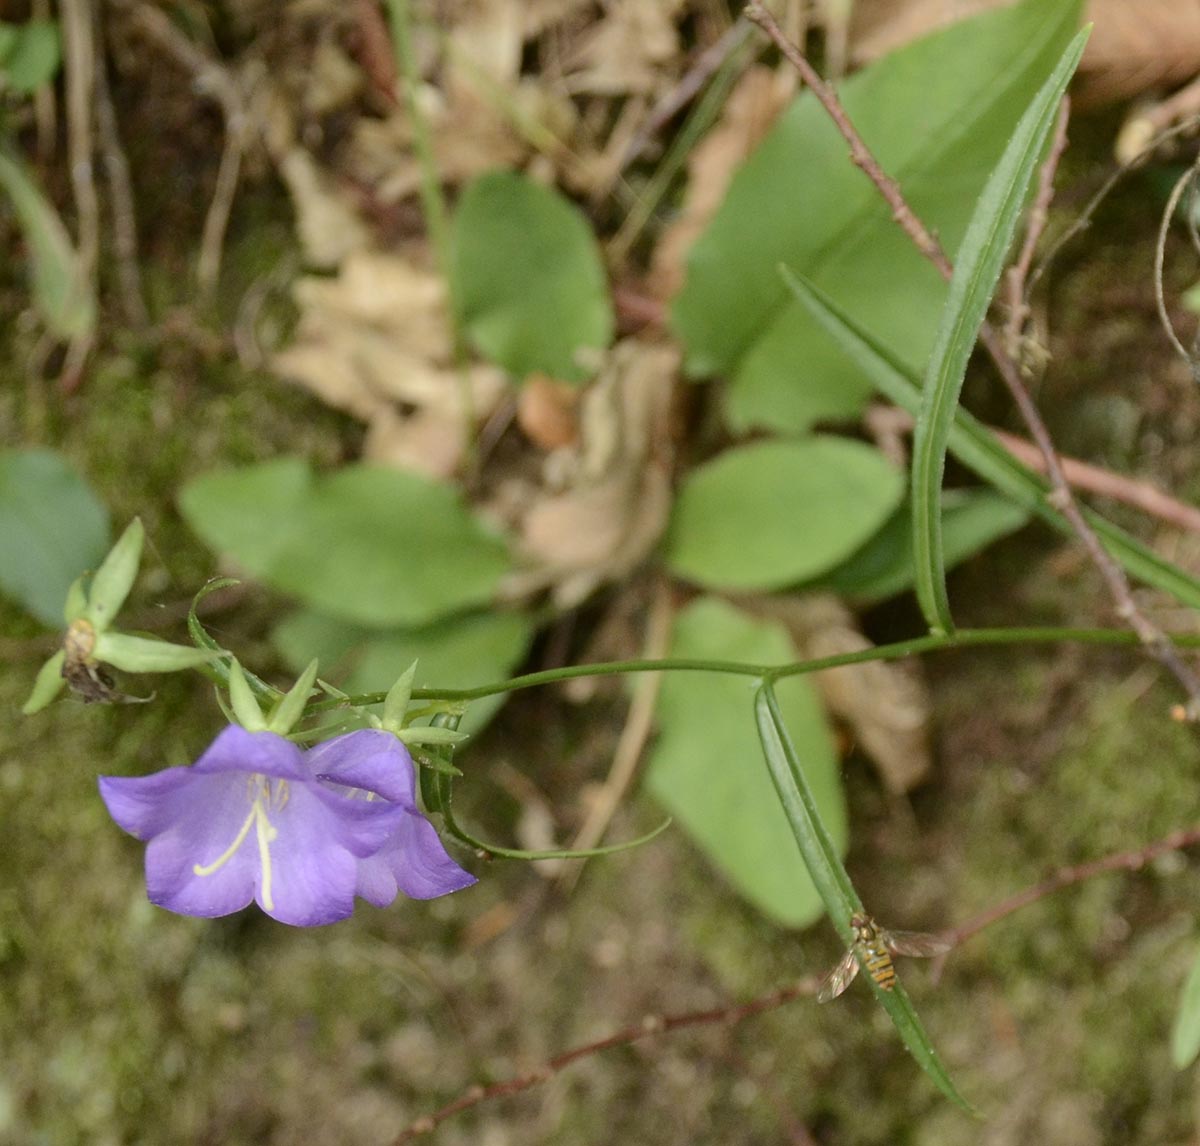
[312,626,1200,711]
[743,2,1200,719]
[385,0,476,463]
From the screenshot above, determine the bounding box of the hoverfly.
[817,912,952,1002]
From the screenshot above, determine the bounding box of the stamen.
[193,776,281,911]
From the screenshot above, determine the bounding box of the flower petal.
[99,767,200,839]
[261,784,395,925]
[307,729,418,807]
[381,811,477,900]
[191,725,308,781]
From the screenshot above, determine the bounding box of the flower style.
[99,725,475,927]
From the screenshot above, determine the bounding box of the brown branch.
[867,404,1200,536]
[941,823,1200,951]
[743,2,1200,719]
[113,0,250,301]
[390,819,1200,1141]
[388,977,822,1142]
[1005,98,1070,358]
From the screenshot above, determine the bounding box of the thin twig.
[744,1,1200,718]
[389,978,821,1142]
[1032,113,1200,296]
[870,404,1200,535]
[617,16,754,173]
[94,27,148,327]
[116,0,249,301]
[1005,98,1070,359]
[59,0,99,392]
[941,823,1200,951]
[1154,158,1200,372]
[392,819,1200,1141]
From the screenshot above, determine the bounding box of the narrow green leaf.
[0,150,94,338]
[227,661,267,732]
[754,684,975,1113]
[665,438,903,591]
[1173,945,1200,1068]
[0,448,109,626]
[451,170,613,382]
[95,632,220,673]
[910,28,1090,636]
[778,270,1200,609]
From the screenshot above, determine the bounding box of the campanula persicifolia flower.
[99,724,473,927]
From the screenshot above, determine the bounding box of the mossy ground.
[4,93,1200,1146]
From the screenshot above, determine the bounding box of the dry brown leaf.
[500,339,678,608]
[648,65,793,301]
[560,0,686,96]
[517,373,582,450]
[272,251,506,478]
[750,595,932,793]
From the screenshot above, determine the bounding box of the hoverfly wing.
[816,947,860,1003]
[882,929,952,959]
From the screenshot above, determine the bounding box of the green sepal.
[400,725,469,748]
[22,649,65,714]
[95,632,222,673]
[227,660,267,732]
[268,658,319,736]
[382,660,418,732]
[82,518,143,630]
[63,575,87,624]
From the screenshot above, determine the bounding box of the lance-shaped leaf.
[910,28,1090,635]
[0,150,94,338]
[1173,945,1200,1068]
[777,272,1200,609]
[753,683,974,1113]
[22,650,66,715]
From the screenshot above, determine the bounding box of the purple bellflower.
[99,725,475,927]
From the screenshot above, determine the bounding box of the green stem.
[312,625,1200,710]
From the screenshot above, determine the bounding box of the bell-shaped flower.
[308,728,476,903]
[98,725,417,926]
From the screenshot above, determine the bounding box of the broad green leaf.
[823,490,1029,603]
[1173,945,1200,1068]
[645,597,847,927]
[451,170,613,382]
[0,448,109,626]
[0,150,94,338]
[779,270,1200,609]
[665,437,903,591]
[0,20,61,92]
[911,28,1090,635]
[754,683,974,1112]
[180,461,512,627]
[672,0,1082,433]
[273,607,534,736]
